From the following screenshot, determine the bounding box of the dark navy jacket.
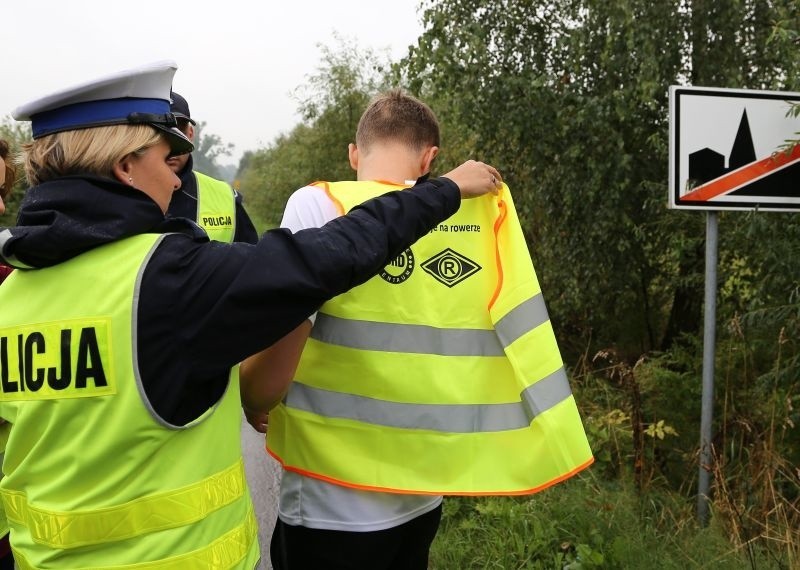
[0,174,460,425]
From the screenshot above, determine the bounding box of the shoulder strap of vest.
[309,181,345,217]
[488,185,510,310]
[320,180,408,215]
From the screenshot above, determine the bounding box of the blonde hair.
[355,89,440,153]
[22,125,163,186]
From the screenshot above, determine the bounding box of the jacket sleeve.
[233,190,259,244]
[137,177,461,425]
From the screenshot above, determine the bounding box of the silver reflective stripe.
[311,313,505,357]
[130,235,197,430]
[0,229,34,269]
[495,293,550,348]
[286,367,572,433]
[311,294,550,357]
[521,368,573,419]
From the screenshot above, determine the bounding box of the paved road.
[241,415,282,570]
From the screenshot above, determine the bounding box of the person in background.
[261,89,593,570]
[0,61,501,568]
[166,91,258,244]
[0,140,14,283]
[0,139,13,215]
[0,139,15,570]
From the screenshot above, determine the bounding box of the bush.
[430,475,777,569]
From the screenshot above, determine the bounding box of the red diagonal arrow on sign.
[683,143,800,201]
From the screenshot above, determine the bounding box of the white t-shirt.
[277,184,443,532]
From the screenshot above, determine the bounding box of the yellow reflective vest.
[267,180,593,495]
[196,171,236,243]
[0,235,259,569]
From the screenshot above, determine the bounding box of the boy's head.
[351,90,440,181]
[355,89,440,154]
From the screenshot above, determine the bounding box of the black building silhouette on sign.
[687,109,756,189]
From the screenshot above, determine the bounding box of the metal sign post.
[697,211,718,526]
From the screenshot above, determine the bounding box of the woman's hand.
[244,407,269,434]
[441,160,503,199]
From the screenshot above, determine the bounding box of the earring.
[128,177,133,185]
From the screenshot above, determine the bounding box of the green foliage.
[396,0,683,357]
[431,476,771,569]
[396,0,800,362]
[392,9,800,557]
[238,37,393,229]
[191,121,235,180]
[573,327,800,564]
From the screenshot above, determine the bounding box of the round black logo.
[379,248,415,284]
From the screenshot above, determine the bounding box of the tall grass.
[430,475,796,570]
[430,475,767,569]
[429,307,799,569]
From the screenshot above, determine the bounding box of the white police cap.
[12,60,193,156]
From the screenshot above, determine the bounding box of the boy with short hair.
[265,89,592,569]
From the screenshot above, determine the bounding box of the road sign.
[669,86,800,211]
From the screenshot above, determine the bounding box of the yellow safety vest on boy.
[267,181,593,495]
[196,171,236,243]
[0,235,259,569]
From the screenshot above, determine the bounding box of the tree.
[191,121,235,180]
[396,0,800,361]
[395,3,800,546]
[239,37,393,228]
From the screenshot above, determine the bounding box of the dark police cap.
[169,91,196,125]
[12,61,193,156]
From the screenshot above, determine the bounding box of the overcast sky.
[3,0,425,166]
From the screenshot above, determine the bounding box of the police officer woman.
[0,62,501,568]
